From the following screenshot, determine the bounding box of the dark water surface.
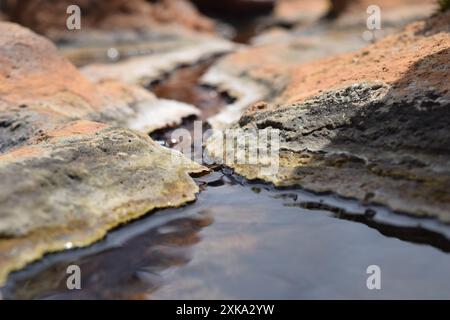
[3,169,450,299]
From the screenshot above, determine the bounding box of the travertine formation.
[1,0,449,289]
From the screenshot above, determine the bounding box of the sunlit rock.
[0,120,205,286]
[207,12,450,221]
[0,22,207,285]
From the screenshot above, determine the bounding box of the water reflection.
[4,169,450,299]
[4,212,213,299]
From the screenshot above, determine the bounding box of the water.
[3,169,450,299]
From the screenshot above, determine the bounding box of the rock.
[202,33,365,129]
[202,0,436,129]
[1,0,215,35]
[206,12,450,221]
[0,22,200,154]
[0,22,207,285]
[0,120,205,286]
[273,0,330,25]
[1,1,224,68]
[274,0,435,25]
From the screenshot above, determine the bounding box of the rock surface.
[1,0,215,35]
[80,30,235,86]
[207,12,450,221]
[0,22,207,285]
[274,0,436,25]
[203,0,436,129]
[1,1,228,68]
[202,35,365,129]
[0,22,200,153]
[280,11,450,104]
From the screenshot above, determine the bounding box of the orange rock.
[0,23,100,112]
[44,120,108,138]
[274,0,329,23]
[1,0,215,35]
[281,11,450,104]
[0,22,200,153]
[206,12,450,221]
[275,0,436,22]
[203,0,440,129]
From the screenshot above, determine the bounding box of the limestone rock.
[202,35,365,129]
[206,12,450,221]
[0,22,199,154]
[0,120,205,286]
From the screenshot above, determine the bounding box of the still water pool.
[3,169,450,299]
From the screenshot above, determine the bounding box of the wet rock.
[0,120,205,286]
[206,12,450,221]
[0,22,207,285]
[202,34,365,129]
